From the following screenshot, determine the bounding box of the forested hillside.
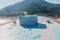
[0,0,60,18]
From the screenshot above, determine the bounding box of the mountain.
[0,0,60,16]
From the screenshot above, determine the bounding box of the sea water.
[0,23,41,40]
[53,27,60,40]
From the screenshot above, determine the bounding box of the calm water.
[53,27,60,40]
[0,23,41,40]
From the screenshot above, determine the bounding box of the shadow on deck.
[20,23,47,29]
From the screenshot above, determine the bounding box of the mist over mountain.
[0,0,60,17]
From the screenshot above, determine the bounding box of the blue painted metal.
[19,16,38,26]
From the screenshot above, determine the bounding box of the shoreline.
[0,16,60,24]
[54,18,60,24]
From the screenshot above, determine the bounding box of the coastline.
[54,18,60,24]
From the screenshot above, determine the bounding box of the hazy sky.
[45,0,60,4]
[0,0,23,9]
[0,0,60,9]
